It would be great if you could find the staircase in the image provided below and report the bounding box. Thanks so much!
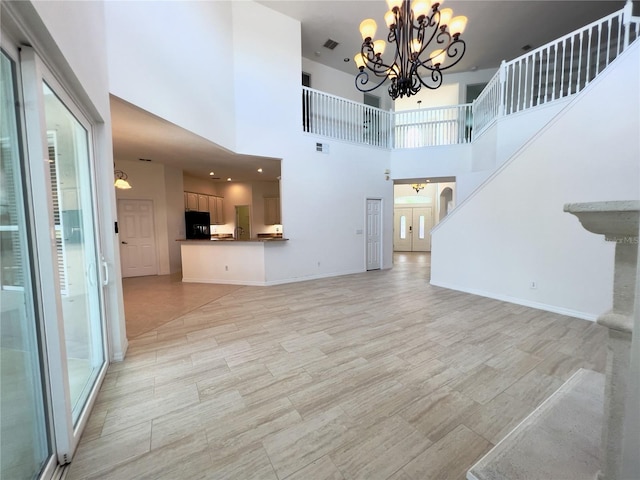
[473,1,640,137]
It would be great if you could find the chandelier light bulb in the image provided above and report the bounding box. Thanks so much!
[449,15,468,36]
[411,0,431,21]
[359,18,377,41]
[430,49,446,66]
[386,0,403,12]
[354,53,367,70]
[410,38,422,55]
[439,8,453,26]
[373,39,387,56]
[384,10,396,28]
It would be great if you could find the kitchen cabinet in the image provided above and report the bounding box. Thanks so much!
[185,192,198,211]
[264,197,281,225]
[209,195,225,225]
[184,191,224,223]
[197,194,209,212]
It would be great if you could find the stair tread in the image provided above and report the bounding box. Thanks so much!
[467,368,604,480]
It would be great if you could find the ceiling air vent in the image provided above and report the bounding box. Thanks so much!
[323,38,339,50]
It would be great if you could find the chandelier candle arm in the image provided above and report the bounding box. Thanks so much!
[354,0,467,100]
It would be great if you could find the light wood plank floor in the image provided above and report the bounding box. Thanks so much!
[67,253,606,480]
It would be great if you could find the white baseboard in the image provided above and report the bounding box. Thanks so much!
[430,280,599,321]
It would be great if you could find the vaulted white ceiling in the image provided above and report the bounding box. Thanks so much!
[111,1,629,183]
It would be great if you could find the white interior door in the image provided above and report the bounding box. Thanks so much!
[118,199,158,277]
[366,199,382,270]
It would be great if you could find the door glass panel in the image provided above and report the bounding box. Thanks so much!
[1,50,51,480]
[400,216,406,239]
[42,82,104,424]
[418,215,425,239]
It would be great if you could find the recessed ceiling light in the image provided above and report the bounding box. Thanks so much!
[257,168,263,173]
[227,178,232,182]
[209,171,215,176]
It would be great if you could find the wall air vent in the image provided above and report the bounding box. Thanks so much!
[316,142,329,154]
[323,38,339,50]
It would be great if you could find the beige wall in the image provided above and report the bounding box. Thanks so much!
[114,159,184,275]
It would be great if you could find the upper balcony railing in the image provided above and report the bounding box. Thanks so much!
[303,1,639,149]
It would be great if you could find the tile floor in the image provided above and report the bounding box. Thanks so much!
[66,253,606,480]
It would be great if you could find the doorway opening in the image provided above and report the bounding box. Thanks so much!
[235,205,251,240]
[393,178,456,252]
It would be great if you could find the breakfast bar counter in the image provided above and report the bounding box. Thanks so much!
[179,238,289,286]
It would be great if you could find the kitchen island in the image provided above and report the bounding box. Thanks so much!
[179,238,288,286]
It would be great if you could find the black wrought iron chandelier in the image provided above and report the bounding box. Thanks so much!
[354,0,468,100]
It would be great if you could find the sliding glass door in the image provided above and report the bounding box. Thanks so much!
[20,46,109,460]
[0,38,110,478]
[0,49,53,480]
[42,82,106,425]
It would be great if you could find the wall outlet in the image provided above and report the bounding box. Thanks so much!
[530,281,537,289]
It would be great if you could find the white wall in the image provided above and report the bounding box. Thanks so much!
[431,43,640,320]
[302,57,394,111]
[302,57,363,104]
[390,144,472,180]
[104,0,236,151]
[395,83,460,111]
[445,67,498,104]
[492,98,572,169]
[232,1,301,157]
[268,137,394,282]
[230,1,395,279]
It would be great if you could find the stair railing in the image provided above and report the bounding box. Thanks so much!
[302,87,392,148]
[471,68,502,138]
[394,104,472,149]
[503,2,639,116]
[303,2,639,150]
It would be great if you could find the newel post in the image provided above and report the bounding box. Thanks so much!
[498,59,507,117]
[564,201,639,480]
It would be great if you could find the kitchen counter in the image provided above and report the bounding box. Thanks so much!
[180,238,288,286]
[178,238,288,243]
